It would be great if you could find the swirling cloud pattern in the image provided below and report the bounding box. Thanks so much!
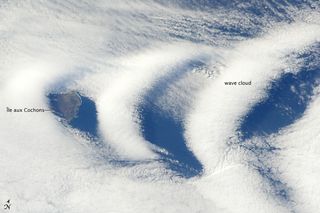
[0,1,320,212]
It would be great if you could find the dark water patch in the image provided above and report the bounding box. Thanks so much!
[241,138,291,202]
[215,25,254,37]
[155,0,317,19]
[48,92,98,138]
[140,106,203,178]
[239,138,279,158]
[240,68,320,140]
[139,60,205,178]
[238,49,320,204]
[251,161,292,202]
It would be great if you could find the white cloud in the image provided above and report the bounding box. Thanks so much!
[0,0,319,212]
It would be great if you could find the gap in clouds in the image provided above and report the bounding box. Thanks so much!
[47,90,153,169]
[237,44,320,205]
[155,0,317,20]
[48,92,99,139]
[239,46,320,140]
[139,59,208,178]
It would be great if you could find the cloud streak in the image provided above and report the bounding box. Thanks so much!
[0,0,320,212]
